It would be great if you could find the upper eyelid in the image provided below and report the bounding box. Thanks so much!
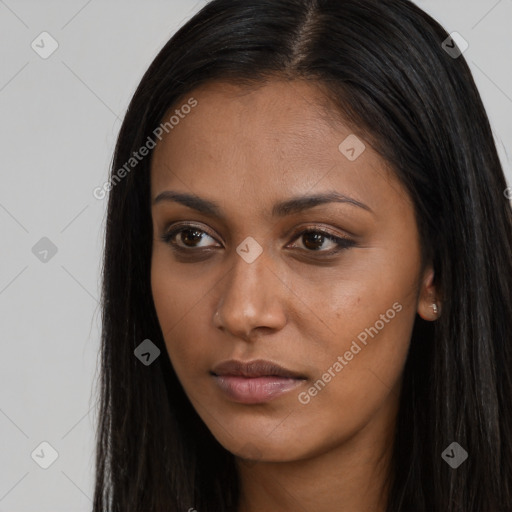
[286,228,352,250]
[283,223,355,244]
[164,222,221,244]
[163,222,351,247]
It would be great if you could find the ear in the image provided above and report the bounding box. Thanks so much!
[417,265,440,321]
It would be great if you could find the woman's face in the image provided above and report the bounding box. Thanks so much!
[150,79,436,463]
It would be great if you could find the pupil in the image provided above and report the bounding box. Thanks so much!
[303,232,324,250]
[182,229,203,246]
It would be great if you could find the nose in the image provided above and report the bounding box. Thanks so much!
[213,250,287,341]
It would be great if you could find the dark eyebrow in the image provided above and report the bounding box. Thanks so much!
[271,191,373,216]
[153,191,222,217]
[152,190,373,217]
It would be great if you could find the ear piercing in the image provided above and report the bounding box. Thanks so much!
[432,302,438,315]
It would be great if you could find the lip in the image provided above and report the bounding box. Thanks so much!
[211,359,307,404]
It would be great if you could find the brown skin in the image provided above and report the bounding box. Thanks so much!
[150,79,439,512]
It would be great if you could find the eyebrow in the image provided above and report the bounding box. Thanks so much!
[152,190,373,217]
[271,191,373,216]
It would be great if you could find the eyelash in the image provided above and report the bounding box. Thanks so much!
[160,223,356,257]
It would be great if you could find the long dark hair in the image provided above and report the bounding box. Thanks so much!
[93,0,512,510]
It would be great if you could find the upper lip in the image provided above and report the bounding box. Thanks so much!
[211,359,306,379]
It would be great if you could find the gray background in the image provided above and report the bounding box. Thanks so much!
[0,1,511,510]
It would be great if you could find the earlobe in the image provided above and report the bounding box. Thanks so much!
[417,266,441,321]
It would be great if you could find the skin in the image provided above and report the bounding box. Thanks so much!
[150,78,439,512]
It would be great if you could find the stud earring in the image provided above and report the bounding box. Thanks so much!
[432,302,438,315]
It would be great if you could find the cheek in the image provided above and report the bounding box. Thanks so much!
[292,244,420,409]
[151,249,205,362]
[303,306,417,437]
[293,301,415,446]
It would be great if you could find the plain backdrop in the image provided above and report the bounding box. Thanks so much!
[0,1,511,510]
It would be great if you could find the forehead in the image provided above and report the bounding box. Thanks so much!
[150,79,406,217]
[152,79,348,170]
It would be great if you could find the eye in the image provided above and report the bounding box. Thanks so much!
[160,224,221,250]
[160,223,355,257]
[287,228,355,254]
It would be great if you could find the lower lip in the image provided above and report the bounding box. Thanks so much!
[213,375,305,404]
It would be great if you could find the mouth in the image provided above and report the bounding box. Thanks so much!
[210,359,307,404]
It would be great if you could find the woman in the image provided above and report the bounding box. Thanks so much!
[93,0,512,510]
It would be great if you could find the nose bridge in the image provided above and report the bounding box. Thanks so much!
[215,248,286,337]
[222,251,270,315]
